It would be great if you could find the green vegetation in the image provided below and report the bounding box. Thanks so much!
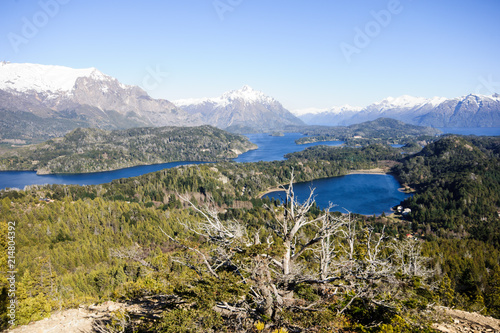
[0,180,437,332]
[393,136,500,247]
[0,125,257,174]
[0,134,499,332]
[295,118,441,145]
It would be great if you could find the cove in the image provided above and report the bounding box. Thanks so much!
[263,174,411,216]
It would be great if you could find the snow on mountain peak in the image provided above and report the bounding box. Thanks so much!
[221,85,276,104]
[292,107,329,116]
[174,85,277,108]
[374,95,447,109]
[0,62,114,94]
[292,105,362,116]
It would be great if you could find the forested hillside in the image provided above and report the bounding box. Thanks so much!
[1,135,500,332]
[295,118,441,145]
[0,172,439,332]
[393,136,500,246]
[0,126,257,174]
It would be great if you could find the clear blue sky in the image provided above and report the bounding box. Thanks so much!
[1,0,499,110]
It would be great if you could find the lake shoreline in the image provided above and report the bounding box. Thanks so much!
[347,168,388,175]
[259,172,411,216]
[257,168,392,199]
[0,160,209,176]
[257,187,286,199]
[33,160,207,175]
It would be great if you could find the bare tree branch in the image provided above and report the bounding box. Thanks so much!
[160,226,220,279]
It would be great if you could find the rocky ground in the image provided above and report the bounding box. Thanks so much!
[7,303,500,332]
[433,307,500,333]
[8,295,171,333]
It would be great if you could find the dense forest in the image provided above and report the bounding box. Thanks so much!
[295,118,441,145]
[0,125,257,174]
[1,135,499,332]
[393,136,500,246]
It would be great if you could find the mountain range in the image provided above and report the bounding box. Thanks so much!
[1,62,498,144]
[294,94,500,128]
[0,62,302,142]
[0,62,202,142]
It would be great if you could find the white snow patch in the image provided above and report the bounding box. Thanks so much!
[292,107,329,116]
[293,105,363,116]
[372,95,447,110]
[174,97,215,107]
[0,62,115,93]
[173,85,277,108]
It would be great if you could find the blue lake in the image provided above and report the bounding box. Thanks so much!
[264,174,411,216]
[234,133,343,162]
[2,128,490,214]
[0,133,342,190]
[0,161,204,190]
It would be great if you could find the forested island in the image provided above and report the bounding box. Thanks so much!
[0,126,257,174]
[1,134,499,332]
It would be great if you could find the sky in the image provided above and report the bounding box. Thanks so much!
[1,0,499,110]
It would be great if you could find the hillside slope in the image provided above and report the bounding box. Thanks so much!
[296,117,441,144]
[0,125,257,174]
[393,135,500,246]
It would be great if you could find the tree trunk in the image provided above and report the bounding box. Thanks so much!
[283,240,291,276]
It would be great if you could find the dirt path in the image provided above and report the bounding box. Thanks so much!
[7,295,172,333]
[433,307,500,333]
[8,302,125,333]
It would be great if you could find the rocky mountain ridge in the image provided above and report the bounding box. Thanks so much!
[173,85,305,133]
[295,94,500,128]
[0,63,306,140]
[0,62,200,141]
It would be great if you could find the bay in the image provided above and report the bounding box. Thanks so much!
[263,174,411,216]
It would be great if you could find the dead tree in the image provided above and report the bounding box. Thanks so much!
[163,173,432,322]
[263,172,346,283]
[391,237,431,277]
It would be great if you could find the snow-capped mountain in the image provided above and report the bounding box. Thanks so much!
[295,94,500,128]
[0,62,200,141]
[0,62,113,94]
[176,85,278,109]
[174,85,304,132]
